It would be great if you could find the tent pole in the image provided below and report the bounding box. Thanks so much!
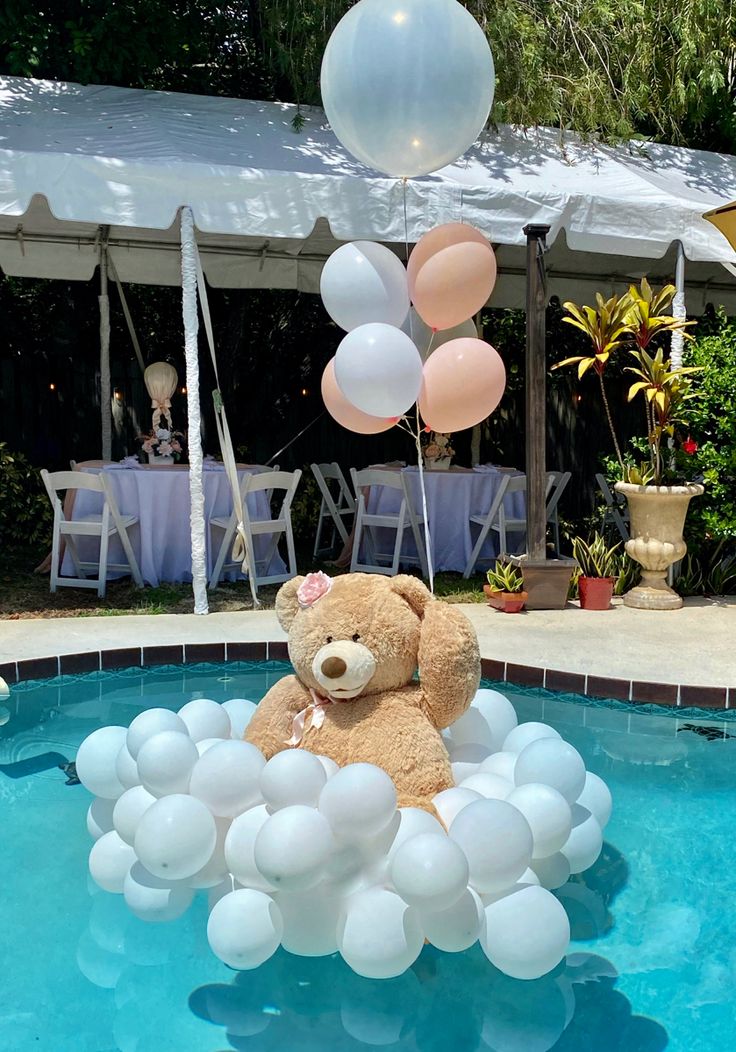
[180,207,209,615]
[99,231,112,460]
[671,240,686,368]
[523,224,550,563]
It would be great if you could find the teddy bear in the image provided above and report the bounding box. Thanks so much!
[245,571,481,813]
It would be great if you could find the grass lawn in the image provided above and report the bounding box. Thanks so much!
[0,546,486,619]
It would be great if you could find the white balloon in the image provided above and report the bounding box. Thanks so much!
[560,804,603,874]
[123,861,194,923]
[115,744,141,790]
[321,241,409,331]
[276,884,343,956]
[136,731,199,797]
[254,805,334,891]
[334,323,423,418]
[319,763,397,841]
[448,742,491,764]
[576,771,613,829]
[76,726,127,799]
[126,709,188,760]
[321,0,495,178]
[403,309,477,361]
[89,830,137,893]
[422,887,484,952]
[530,852,571,891]
[506,783,573,860]
[176,698,231,743]
[207,889,283,970]
[186,816,231,889]
[514,739,587,805]
[225,804,275,891]
[207,876,235,914]
[189,739,265,817]
[222,697,258,739]
[449,799,533,895]
[432,787,482,829]
[449,689,518,752]
[317,754,340,779]
[196,737,223,756]
[391,833,468,912]
[459,773,513,800]
[479,751,518,782]
[134,793,217,881]
[503,722,561,755]
[113,785,156,845]
[518,867,541,887]
[451,760,481,784]
[338,887,424,979]
[260,749,326,810]
[481,884,570,980]
[87,798,116,840]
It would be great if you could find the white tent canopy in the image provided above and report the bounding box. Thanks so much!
[2,76,736,309]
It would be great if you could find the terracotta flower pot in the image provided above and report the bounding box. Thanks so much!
[483,585,528,613]
[578,576,615,611]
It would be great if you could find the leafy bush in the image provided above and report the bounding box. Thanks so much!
[0,444,52,550]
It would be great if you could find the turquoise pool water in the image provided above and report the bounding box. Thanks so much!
[1,660,735,1052]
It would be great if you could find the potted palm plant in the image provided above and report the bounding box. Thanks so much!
[571,533,621,610]
[484,559,528,613]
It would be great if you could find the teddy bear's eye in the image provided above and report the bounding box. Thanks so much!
[326,636,333,644]
[352,633,361,642]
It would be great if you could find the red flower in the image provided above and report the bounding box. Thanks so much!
[682,436,698,455]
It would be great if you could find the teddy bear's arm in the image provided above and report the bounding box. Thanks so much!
[244,675,312,758]
[418,602,481,729]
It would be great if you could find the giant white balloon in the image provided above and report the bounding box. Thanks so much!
[189,740,265,817]
[319,763,397,841]
[124,862,194,923]
[514,738,587,805]
[422,888,484,952]
[334,323,423,418]
[506,783,572,860]
[136,731,199,797]
[207,889,283,970]
[338,888,424,979]
[225,804,275,891]
[321,0,495,177]
[391,833,469,912]
[76,726,127,799]
[450,799,533,894]
[321,241,410,331]
[481,884,570,980]
[176,698,231,743]
[560,804,603,874]
[89,830,137,893]
[113,784,156,845]
[254,805,334,891]
[126,709,187,760]
[134,793,217,881]
[259,749,326,810]
[577,771,613,829]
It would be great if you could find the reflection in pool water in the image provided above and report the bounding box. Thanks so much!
[1,661,735,1051]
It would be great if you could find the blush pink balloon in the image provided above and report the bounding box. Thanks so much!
[407,222,492,290]
[321,359,396,435]
[411,242,497,331]
[419,338,506,432]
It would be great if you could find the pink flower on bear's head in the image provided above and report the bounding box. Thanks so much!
[297,571,333,609]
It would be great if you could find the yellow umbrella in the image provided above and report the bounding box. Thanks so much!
[703,200,736,252]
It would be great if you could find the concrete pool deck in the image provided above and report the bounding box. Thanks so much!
[1,595,734,707]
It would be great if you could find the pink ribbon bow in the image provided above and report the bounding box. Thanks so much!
[285,688,337,746]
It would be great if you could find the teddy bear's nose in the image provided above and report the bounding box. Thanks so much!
[321,655,348,679]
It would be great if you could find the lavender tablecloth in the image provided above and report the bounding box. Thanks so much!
[363,465,525,573]
[61,462,286,585]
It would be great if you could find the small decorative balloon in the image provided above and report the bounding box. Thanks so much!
[412,242,497,331]
[224,804,274,892]
[506,783,573,860]
[76,726,128,799]
[259,749,327,811]
[113,784,156,846]
[124,861,194,923]
[207,889,283,970]
[177,698,231,743]
[560,804,603,874]
[432,787,483,829]
[479,751,518,783]
[407,223,492,285]
[136,731,199,797]
[126,709,188,760]
[320,241,409,331]
[422,887,484,952]
[222,698,258,739]
[254,805,334,891]
[276,884,343,956]
[419,338,506,432]
[87,798,116,841]
[321,358,396,435]
[88,830,137,893]
[503,722,561,755]
[320,0,495,177]
[390,832,469,912]
[577,771,613,829]
[115,744,141,790]
[449,799,533,895]
[334,323,423,418]
[449,688,518,753]
[459,772,513,801]
[514,739,587,805]
[403,309,477,361]
[338,887,424,979]
[480,884,570,980]
[189,740,265,817]
[134,793,217,881]
[319,763,398,841]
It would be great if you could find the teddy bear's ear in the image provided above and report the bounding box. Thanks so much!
[390,574,433,619]
[275,576,306,631]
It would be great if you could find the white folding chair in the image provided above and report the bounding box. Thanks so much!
[311,462,356,557]
[469,472,557,563]
[208,469,302,593]
[546,470,571,553]
[595,473,630,543]
[349,468,428,577]
[40,469,143,597]
[463,474,513,577]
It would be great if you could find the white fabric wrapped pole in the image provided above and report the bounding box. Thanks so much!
[670,240,686,369]
[99,242,112,461]
[180,208,209,615]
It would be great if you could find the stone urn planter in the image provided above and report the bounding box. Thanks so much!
[614,482,704,610]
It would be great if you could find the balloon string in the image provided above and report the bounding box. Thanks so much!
[401,177,410,263]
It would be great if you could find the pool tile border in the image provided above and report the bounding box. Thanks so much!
[2,645,733,711]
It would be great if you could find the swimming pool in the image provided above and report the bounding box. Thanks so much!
[1,660,734,1052]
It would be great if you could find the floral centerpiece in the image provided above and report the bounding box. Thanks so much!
[137,427,185,465]
[422,431,455,470]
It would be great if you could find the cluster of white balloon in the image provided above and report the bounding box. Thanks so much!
[78,688,611,982]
